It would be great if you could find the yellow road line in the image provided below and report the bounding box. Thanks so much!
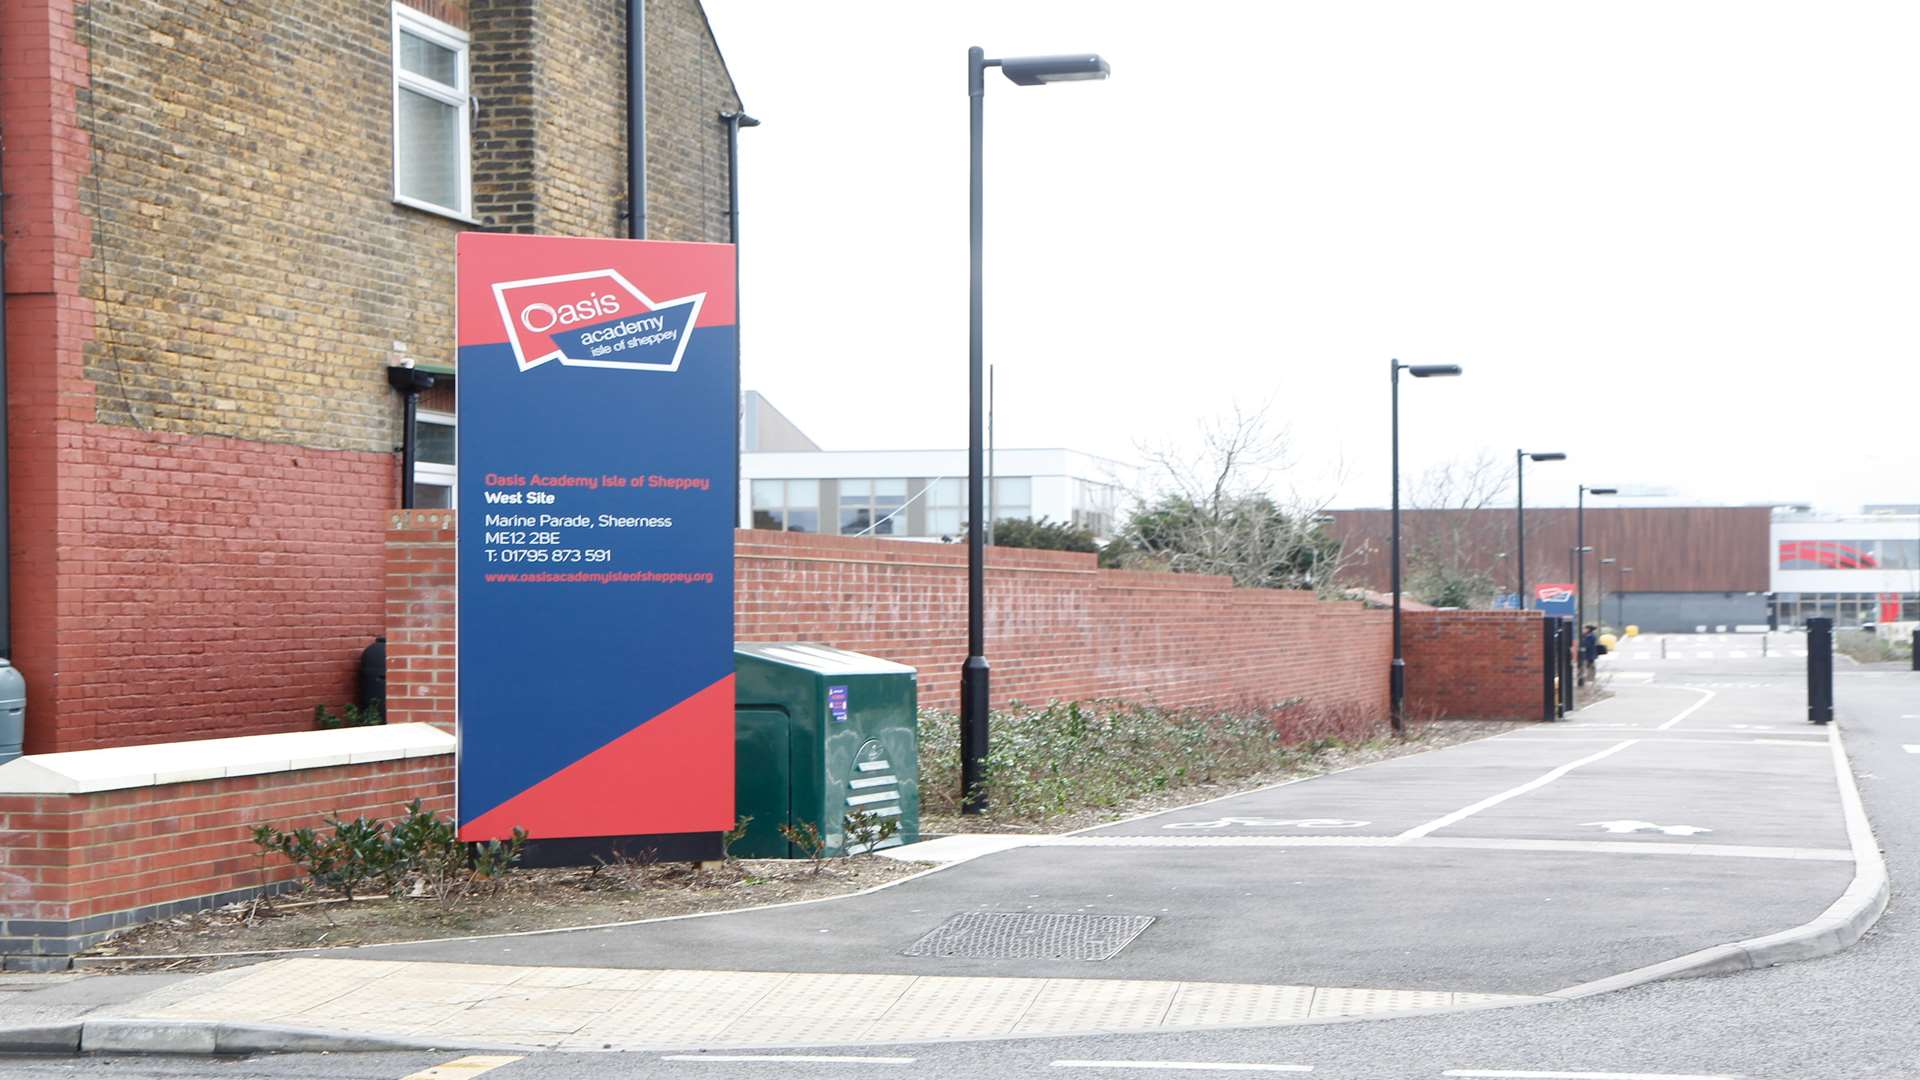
[401,1056,524,1080]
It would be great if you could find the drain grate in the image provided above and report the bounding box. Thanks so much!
[903,912,1156,961]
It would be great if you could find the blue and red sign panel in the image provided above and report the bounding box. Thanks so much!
[1534,582,1577,618]
[455,234,736,843]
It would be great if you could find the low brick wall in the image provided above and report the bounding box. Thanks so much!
[1401,610,1547,722]
[0,752,452,969]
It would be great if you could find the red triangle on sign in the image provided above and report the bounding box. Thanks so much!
[459,674,735,842]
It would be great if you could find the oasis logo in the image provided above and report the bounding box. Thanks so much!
[519,293,623,334]
[490,268,705,373]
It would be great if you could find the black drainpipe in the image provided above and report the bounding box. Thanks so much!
[723,110,757,529]
[627,0,646,239]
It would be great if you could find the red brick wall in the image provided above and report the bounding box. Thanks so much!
[2,0,398,753]
[735,531,1394,714]
[385,511,457,730]
[0,755,452,946]
[1401,610,1546,722]
[387,520,1396,723]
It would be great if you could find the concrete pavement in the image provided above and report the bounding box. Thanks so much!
[0,666,1884,1057]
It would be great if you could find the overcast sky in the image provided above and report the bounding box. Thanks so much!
[703,1,1919,512]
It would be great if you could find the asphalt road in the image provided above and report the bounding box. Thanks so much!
[3,638,1913,1079]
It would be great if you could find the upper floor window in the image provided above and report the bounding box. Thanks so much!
[752,479,821,533]
[392,6,472,220]
[840,479,908,537]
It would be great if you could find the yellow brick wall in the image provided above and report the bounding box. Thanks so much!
[79,0,741,452]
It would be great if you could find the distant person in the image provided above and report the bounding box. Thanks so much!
[1580,624,1602,684]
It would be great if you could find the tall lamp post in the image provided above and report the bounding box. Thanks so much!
[962,47,1109,815]
[1575,484,1617,633]
[1391,360,1464,735]
[1618,566,1633,629]
[1514,450,1566,609]
[1598,556,1616,631]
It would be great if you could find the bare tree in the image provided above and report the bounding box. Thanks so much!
[1402,451,1521,607]
[1112,407,1353,592]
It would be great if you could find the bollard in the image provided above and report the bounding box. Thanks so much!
[1558,618,1576,716]
[1912,627,1918,672]
[1542,616,1559,723]
[1763,635,1768,658]
[1661,637,1667,659]
[1807,616,1833,725]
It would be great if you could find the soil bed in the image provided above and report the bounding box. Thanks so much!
[923,719,1529,836]
[81,856,927,973]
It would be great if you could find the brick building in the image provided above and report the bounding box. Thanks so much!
[1,0,744,752]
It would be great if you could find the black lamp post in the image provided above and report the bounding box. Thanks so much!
[1598,556,1616,631]
[1618,566,1633,629]
[962,47,1109,815]
[1391,360,1463,735]
[1514,450,1566,609]
[1576,485,1617,633]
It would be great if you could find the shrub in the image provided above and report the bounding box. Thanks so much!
[989,517,1100,554]
[253,801,524,902]
[314,702,385,729]
[842,808,900,856]
[917,698,1389,823]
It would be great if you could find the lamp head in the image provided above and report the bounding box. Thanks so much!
[1000,53,1110,85]
[1587,486,1619,495]
[1407,364,1463,378]
[1526,452,1567,462]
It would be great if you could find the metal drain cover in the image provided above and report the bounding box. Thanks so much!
[903,912,1156,961]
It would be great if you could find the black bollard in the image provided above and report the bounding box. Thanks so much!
[1558,618,1576,717]
[1911,627,1918,672]
[1542,616,1559,723]
[1807,616,1833,725]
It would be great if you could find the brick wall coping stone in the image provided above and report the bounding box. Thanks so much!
[0,724,454,795]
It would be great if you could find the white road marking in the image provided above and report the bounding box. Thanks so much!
[1656,687,1717,730]
[1442,1071,1738,1079]
[1394,741,1637,842]
[1163,817,1370,830]
[1751,738,1829,747]
[661,1055,916,1065]
[1052,1062,1311,1073]
[1582,820,1711,836]
[401,1058,525,1080]
[1904,745,1919,754]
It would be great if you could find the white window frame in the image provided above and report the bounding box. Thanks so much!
[414,408,457,508]
[391,5,475,222]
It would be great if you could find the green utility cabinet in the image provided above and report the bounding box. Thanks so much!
[733,643,919,859]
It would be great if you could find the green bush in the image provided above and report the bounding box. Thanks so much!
[253,801,523,901]
[314,702,385,729]
[917,698,1386,823]
[989,517,1100,554]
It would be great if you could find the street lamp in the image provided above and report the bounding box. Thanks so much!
[1618,566,1633,629]
[1576,485,1617,633]
[1598,557,1616,632]
[1514,450,1566,610]
[962,46,1110,815]
[1391,360,1463,735]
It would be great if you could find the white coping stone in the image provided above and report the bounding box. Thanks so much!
[0,723,454,795]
